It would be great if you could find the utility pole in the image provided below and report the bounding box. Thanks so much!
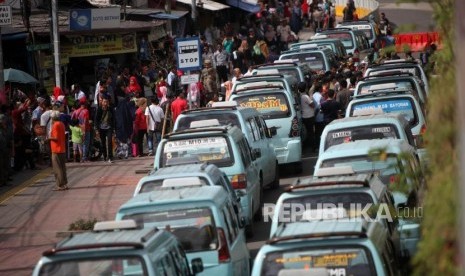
[51,0,61,88]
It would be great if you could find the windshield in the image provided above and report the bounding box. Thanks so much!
[281,52,325,70]
[123,208,217,252]
[176,113,241,131]
[322,32,354,48]
[350,98,418,127]
[160,136,233,168]
[279,193,374,224]
[262,247,375,276]
[234,93,291,119]
[39,256,147,276]
[324,124,399,151]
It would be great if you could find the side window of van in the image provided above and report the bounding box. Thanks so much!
[247,118,261,141]
[222,209,235,244]
[158,254,177,276]
[170,245,190,274]
[382,240,397,276]
[253,117,266,139]
[258,117,272,138]
[226,203,240,235]
[238,139,252,167]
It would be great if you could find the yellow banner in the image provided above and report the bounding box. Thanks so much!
[61,33,137,57]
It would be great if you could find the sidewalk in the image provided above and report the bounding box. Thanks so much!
[0,156,153,275]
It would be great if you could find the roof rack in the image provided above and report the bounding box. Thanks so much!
[233,84,284,94]
[286,179,370,192]
[43,242,145,256]
[320,27,352,32]
[93,220,139,231]
[266,231,367,245]
[164,125,230,138]
[339,20,370,24]
[181,105,237,114]
[237,73,284,80]
[368,60,418,68]
[360,71,414,80]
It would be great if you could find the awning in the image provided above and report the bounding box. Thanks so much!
[176,0,230,11]
[225,0,260,13]
[150,13,185,20]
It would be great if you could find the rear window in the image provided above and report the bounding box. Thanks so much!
[279,193,374,224]
[176,113,241,131]
[322,32,354,48]
[40,256,147,276]
[234,93,291,119]
[358,80,417,95]
[123,208,218,252]
[139,177,209,194]
[350,98,418,126]
[160,136,233,167]
[368,67,420,78]
[262,247,375,276]
[324,124,400,151]
[320,154,399,176]
[281,52,325,70]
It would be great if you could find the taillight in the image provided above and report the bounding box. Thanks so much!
[231,174,247,189]
[112,260,123,276]
[414,124,427,148]
[289,117,300,137]
[217,228,231,263]
[389,175,399,184]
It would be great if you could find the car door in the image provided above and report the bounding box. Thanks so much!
[247,116,275,186]
[238,138,260,214]
[222,203,250,275]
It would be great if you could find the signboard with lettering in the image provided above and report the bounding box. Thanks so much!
[69,8,120,31]
[180,74,199,85]
[61,33,136,57]
[0,5,12,26]
[175,37,202,71]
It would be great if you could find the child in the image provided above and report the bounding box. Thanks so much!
[69,119,83,162]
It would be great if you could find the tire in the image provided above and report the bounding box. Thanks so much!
[270,162,280,189]
[254,177,263,221]
[245,207,254,238]
[294,161,303,174]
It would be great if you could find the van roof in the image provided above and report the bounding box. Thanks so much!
[43,226,167,256]
[120,186,229,210]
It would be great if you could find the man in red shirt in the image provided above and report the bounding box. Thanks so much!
[170,92,188,122]
[48,111,68,191]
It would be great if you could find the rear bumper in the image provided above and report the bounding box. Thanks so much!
[274,139,302,164]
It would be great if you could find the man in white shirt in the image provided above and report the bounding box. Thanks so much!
[72,84,86,102]
[145,97,165,156]
[299,83,316,151]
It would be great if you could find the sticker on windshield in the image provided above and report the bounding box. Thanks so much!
[372,126,391,133]
[332,131,351,138]
[313,253,357,267]
[238,96,288,112]
[353,99,412,113]
[165,137,226,152]
[305,57,317,60]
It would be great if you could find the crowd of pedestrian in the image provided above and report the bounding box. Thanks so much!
[0,0,439,188]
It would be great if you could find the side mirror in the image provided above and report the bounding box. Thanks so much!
[268,126,278,137]
[252,148,261,159]
[191,258,204,274]
[238,216,247,228]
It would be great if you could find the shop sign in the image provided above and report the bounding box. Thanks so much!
[69,7,120,31]
[0,5,12,26]
[180,74,199,85]
[61,33,137,57]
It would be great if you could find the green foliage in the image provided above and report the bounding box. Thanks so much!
[409,0,458,274]
[68,218,98,231]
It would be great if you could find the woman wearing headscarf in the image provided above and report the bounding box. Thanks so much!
[125,76,142,97]
[133,97,147,157]
[187,82,201,108]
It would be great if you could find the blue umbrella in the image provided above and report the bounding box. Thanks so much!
[4,68,39,84]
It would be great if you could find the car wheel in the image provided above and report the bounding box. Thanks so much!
[270,162,280,189]
[254,177,263,221]
[294,161,303,174]
[245,208,254,239]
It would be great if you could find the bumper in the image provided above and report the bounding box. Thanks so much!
[274,139,302,164]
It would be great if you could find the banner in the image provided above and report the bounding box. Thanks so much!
[61,33,137,57]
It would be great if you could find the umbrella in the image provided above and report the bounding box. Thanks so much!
[4,68,39,84]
